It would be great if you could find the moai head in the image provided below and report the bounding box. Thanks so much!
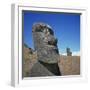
[66,48,72,56]
[32,22,59,63]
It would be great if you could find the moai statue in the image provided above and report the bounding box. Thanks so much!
[30,22,61,76]
[66,48,72,56]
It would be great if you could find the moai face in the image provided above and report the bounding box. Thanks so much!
[32,23,59,63]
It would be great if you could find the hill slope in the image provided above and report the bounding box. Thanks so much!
[23,45,80,77]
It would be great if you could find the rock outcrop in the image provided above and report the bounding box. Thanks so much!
[30,22,61,76]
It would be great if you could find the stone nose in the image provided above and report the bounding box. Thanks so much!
[48,38,57,46]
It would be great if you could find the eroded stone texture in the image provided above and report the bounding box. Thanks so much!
[32,22,59,64]
[31,22,61,76]
[30,61,54,77]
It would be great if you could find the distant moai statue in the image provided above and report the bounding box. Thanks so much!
[31,22,61,76]
[66,48,72,56]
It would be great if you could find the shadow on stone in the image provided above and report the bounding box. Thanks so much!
[30,61,54,77]
[39,60,61,76]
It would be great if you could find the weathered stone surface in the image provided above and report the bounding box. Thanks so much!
[30,61,54,77]
[39,61,61,75]
[30,22,61,76]
[23,44,80,77]
[32,22,59,64]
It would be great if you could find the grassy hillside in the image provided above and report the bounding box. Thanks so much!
[58,55,80,75]
[23,45,80,77]
[23,44,37,77]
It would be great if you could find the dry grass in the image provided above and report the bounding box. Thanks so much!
[58,55,80,75]
[23,46,80,77]
[23,46,37,77]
